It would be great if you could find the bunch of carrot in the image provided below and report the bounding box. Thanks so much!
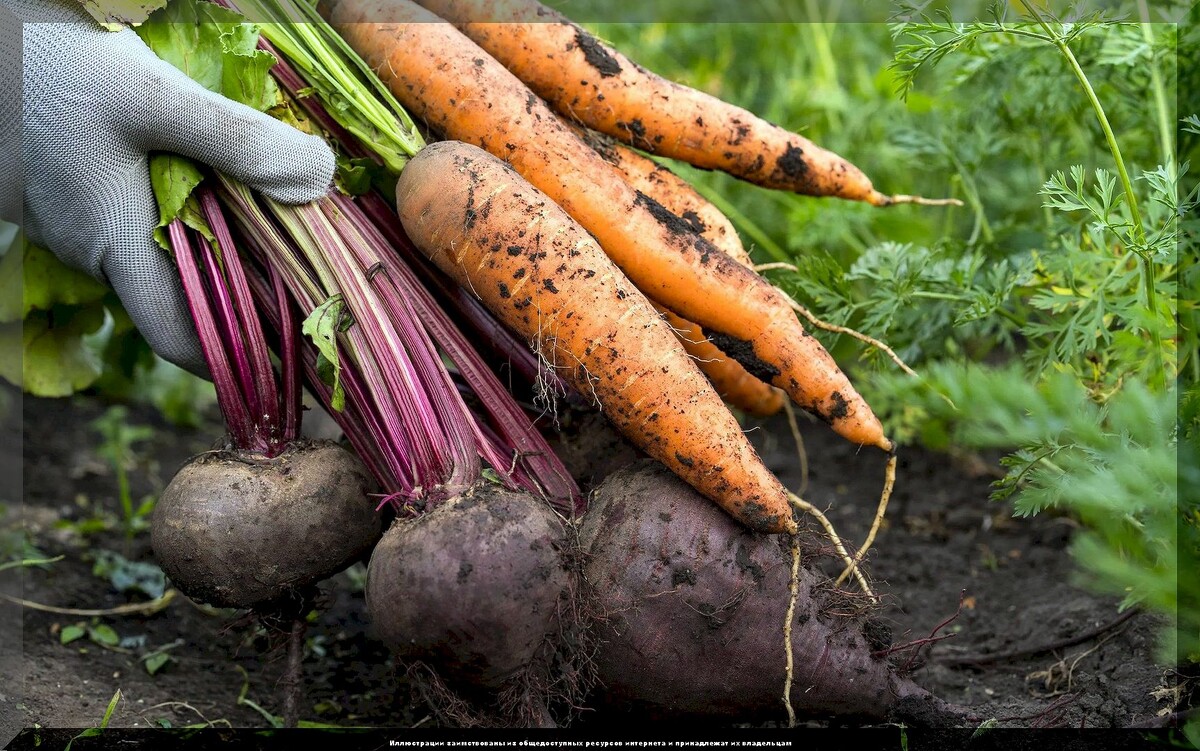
[279,0,957,538]
[197,0,940,542]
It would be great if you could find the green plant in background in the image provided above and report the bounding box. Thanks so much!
[875,365,1186,654]
[63,689,121,751]
[0,240,111,397]
[92,548,168,600]
[0,228,217,426]
[877,3,1193,675]
[90,405,157,547]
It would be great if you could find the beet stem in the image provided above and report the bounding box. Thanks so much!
[199,188,287,448]
[271,265,302,440]
[276,199,447,484]
[245,265,400,491]
[197,6,580,511]
[198,235,264,435]
[345,192,581,513]
[243,15,579,509]
[170,221,255,448]
[319,197,482,495]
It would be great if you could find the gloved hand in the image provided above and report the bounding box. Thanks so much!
[1,0,336,376]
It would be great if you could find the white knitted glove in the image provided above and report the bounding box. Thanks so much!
[1,0,336,375]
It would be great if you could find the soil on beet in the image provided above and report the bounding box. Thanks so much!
[0,392,1190,738]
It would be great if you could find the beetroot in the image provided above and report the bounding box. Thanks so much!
[579,460,963,726]
[365,484,584,725]
[152,441,380,609]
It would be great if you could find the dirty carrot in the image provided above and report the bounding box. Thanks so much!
[325,0,892,452]
[568,123,750,263]
[567,122,781,416]
[568,121,782,415]
[394,140,797,534]
[654,303,784,418]
[407,0,958,207]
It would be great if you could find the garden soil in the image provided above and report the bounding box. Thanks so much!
[0,392,1191,743]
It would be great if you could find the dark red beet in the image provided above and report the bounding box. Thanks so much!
[366,484,573,693]
[579,460,963,726]
[152,441,380,609]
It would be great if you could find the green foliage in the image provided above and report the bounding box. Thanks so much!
[0,241,112,397]
[303,295,351,412]
[63,689,120,751]
[0,518,60,573]
[3,222,215,422]
[142,650,171,676]
[3,307,107,398]
[130,360,218,428]
[230,0,425,174]
[92,549,167,600]
[875,363,1187,657]
[770,242,1026,366]
[1,241,109,321]
[881,6,1187,673]
[90,406,156,545]
[138,0,280,109]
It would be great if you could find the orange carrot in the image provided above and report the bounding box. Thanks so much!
[654,303,784,418]
[567,125,783,416]
[569,124,749,263]
[406,0,945,206]
[395,140,797,534]
[325,0,891,452]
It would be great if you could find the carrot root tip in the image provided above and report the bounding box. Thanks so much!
[874,192,965,208]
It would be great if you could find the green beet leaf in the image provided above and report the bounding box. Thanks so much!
[1,306,107,397]
[59,624,86,645]
[136,0,280,110]
[0,242,109,324]
[87,623,121,648]
[302,295,349,412]
[143,652,171,676]
[147,154,211,251]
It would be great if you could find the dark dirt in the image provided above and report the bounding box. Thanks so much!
[703,330,782,383]
[0,391,1191,741]
[572,27,622,79]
